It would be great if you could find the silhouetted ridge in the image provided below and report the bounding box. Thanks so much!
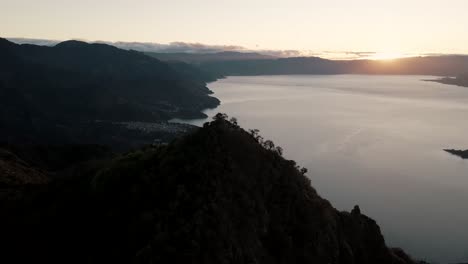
[54,40,91,48]
[0,38,16,49]
[0,115,418,264]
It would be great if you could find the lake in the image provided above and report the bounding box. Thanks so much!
[173,75,468,263]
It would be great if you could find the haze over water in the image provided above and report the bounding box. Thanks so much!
[175,75,468,263]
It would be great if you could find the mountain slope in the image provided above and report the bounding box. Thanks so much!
[147,51,276,64]
[0,38,219,145]
[1,116,418,264]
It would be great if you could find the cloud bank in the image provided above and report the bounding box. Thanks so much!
[7,38,458,60]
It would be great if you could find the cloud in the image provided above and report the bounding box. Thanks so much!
[7,38,325,58]
[321,51,377,60]
[8,38,61,46]
[9,37,256,54]
[256,49,322,58]
[101,41,248,54]
[2,38,379,60]
[7,38,466,60]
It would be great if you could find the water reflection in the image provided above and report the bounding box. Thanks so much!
[176,75,468,263]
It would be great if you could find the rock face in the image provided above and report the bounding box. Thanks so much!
[0,118,417,264]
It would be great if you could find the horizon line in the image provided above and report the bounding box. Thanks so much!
[5,36,468,61]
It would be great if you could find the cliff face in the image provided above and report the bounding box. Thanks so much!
[0,117,416,264]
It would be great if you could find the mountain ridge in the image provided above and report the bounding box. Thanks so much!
[0,115,420,264]
[146,51,276,64]
[0,37,219,146]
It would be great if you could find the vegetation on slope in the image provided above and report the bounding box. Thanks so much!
[0,38,219,145]
[1,115,418,264]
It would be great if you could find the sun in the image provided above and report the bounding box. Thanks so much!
[369,52,405,61]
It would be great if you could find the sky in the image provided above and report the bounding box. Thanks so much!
[2,0,468,58]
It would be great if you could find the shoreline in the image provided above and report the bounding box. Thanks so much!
[444,149,468,159]
[425,77,468,88]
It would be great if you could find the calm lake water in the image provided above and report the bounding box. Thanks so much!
[174,75,468,263]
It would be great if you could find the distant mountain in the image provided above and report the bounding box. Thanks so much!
[146,51,276,64]
[8,38,468,77]
[0,116,418,264]
[0,38,219,145]
[198,55,468,76]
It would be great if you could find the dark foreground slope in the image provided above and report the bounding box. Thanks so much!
[0,38,218,145]
[1,116,417,264]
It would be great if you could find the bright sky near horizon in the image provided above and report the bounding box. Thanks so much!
[2,0,468,56]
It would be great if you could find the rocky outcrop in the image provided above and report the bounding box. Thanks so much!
[444,149,468,159]
[0,148,49,203]
[0,149,49,186]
